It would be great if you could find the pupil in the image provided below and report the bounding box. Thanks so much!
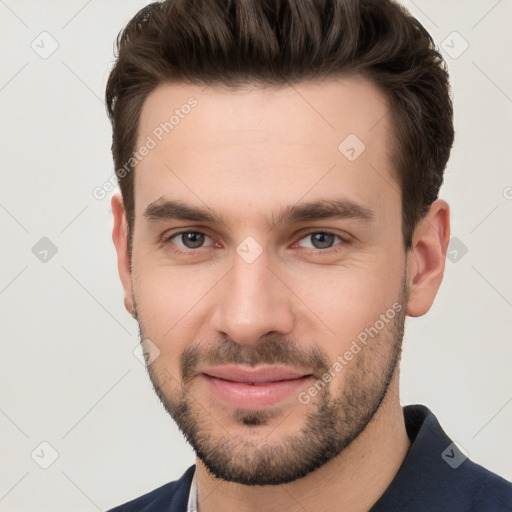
[312,233,334,249]
[184,232,204,248]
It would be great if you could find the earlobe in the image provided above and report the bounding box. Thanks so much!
[406,199,450,317]
[124,296,136,318]
[111,193,136,318]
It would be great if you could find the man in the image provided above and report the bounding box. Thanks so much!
[106,0,512,510]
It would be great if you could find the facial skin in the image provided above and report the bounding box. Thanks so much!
[112,77,450,511]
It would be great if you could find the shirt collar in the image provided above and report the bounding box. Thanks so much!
[186,464,198,512]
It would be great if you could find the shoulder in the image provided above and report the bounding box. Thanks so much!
[107,465,195,512]
[372,405,512,511]
[462,458,512,510]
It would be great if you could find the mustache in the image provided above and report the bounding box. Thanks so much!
[180,337,331,385]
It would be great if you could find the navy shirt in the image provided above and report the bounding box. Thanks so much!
[108,404,512,511]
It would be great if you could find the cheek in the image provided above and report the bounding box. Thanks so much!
[132,245,197,321]
[131,257,219,357]
[286,251,405,355]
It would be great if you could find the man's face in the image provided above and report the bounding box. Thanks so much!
[127,77,409,485]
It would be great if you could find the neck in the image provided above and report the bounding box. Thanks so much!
[195,370,410,512]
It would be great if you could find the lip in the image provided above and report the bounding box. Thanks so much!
[200,365,313,409]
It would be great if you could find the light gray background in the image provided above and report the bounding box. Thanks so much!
[1,1,511,510]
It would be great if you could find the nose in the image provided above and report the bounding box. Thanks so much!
[210,249,295,346]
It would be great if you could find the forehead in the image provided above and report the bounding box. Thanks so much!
[134,77,398,226]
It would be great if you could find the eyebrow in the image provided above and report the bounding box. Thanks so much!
[143,197,374,228]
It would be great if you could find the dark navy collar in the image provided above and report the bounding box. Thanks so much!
[370,404,512,511]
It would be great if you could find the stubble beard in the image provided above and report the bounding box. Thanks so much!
[137,282,408,486]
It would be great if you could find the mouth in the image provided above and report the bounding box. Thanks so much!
[200,365,314,409]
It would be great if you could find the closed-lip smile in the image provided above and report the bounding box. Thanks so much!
[199,365,314,409]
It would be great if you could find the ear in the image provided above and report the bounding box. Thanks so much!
[111,193,136,318]
[406,199,450,317]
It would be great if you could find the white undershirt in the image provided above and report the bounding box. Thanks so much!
[186,469,198,512]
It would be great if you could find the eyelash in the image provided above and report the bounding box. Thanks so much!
[162,229,348,255]
[162,229,216,254]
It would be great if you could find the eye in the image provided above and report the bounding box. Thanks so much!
[295,231,345,250]
[165,230,214,250]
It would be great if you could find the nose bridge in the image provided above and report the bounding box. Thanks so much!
[212,248,293,344]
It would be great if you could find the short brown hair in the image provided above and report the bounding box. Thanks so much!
[106,0,454,255]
